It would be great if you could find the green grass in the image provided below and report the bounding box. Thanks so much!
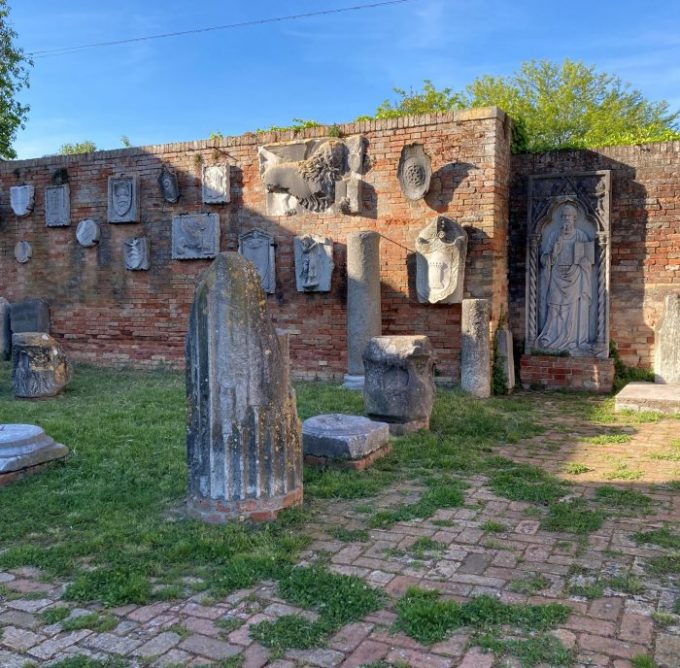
[542,499,605,534]
[673,598,680,615]
[594,486,654,514]
[61,612,118,632]
[45,658,128,668]
[605,574,646,595]
[568,582,604,599]
[40,605,70,625]
[486,459,566,504]
[328,527,370,543]
[604,462,643,481]
[651,611,676,627]
[634,527,680,550]
[475,632,573,667]
[582,433,631,445]
[645,554,680,576]
[565,463,591,475]
[403,537,446,559]
[481,520,507,533]
[631,656,660,668]
[507,573,550,595]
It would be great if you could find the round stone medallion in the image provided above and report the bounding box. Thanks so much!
[76,219,101,247]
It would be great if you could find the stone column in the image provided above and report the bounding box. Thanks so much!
[461,299,491,398]
[344,231,381,390]
[494,327,516,392]
[0,297,10,361]
[186,252,303,523]
[655,293,680,384]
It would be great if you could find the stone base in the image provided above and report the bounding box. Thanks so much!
[186,487,303,524]
[0,424,69,474]
[303,414,390,461]
[520,355,614,393]
[342,374,364,390]
[615,382,680,414]
[305,443,392,471]
[0,461,53,488]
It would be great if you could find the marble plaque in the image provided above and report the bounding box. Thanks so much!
[238,229,276,294]
[293,234,334,292]
[171,213,220,260]
[202,164,230,204]
[76,219,101,247]
[124,237,150,270]
[108,175,140,223]
[10,299,50,334]
[159,165,180,203]
[45,184,70,227]
[10,185,35,217]
[398,144,432,200]
[14,241,32,264]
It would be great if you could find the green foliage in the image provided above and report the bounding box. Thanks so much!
[595,486,654,514]
[251,614,325,650]
[610,340,656,392]
[40,606,70,625]
[0,1,31,159]
[47,658,127,668]
[61,612,118,633]
[256,118,323,134]
[583,432,631,445]
[120,135,131,147]
[631,656,660,668]
[565,463,591,475]
[634,527,680,550]
[542,499,605,534]
[486,459,565,504]
[367,80,464,120]
[58,140,97,155]
[475,632,574,667]
[507,573,550,595]
[645,554,680,576]
[481,520,507,533]
[328,526,370,543]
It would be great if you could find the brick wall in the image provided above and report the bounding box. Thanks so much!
[510,142,680,371]
[0,108,511,380]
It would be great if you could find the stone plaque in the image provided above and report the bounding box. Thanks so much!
[124,237,150,270]
[76,219,101,247]
[461,299,491,398]
[12,332,72,399]
[202,164,230,203]
[655,293,680,384]
[10,185,35,217]
[415,215,467,304]
[107,175,140,223]
[398,144,432,200]
[45,184,70,227]
[0,424,69,474]
[525,171,611,359]
[238,229,276,294]
[293,234,334,292]
[159,165,180,203]
[14,241,32,264]
[171,213,220,260]
[10,299,50,334]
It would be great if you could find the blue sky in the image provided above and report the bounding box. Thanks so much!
[9,0,680,158]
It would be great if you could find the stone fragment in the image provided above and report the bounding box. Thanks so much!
[10,185,35,216]
[654,293,680,384]
[0,297,10,360]
[10,299,50,334]
[415,215,467,304]
[124,237,150,270]
[363,335,435,434]
[397,143,432,200]
[202,164,230,203]
[158,165,180,203]
[186,252,302,522]
[75,219,101,247]
[44,184,70,227]
[302,414,390,462]
[14,241,32,264]
[11,332,71,399]
[238,229,276,294]
[461,299,490,398]
[614,382,680,414]
[0,424,68,476]
[494,327,515,391]
[293,234,334,292]
[107,175,140,223]
[344,231,381,389]
[172,213,220,260]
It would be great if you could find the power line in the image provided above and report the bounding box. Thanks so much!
[28,0,417,58]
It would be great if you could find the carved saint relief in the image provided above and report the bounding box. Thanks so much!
[293,234,333,292]
[239,229,276,294]
[108,176,139,223]
[76,219,101,247]
[124,237,150,270]
[10,186,35,217]
[45,184,70,227]
[202,165,230,203]
[171,214,220,260]
[415,216,467,304]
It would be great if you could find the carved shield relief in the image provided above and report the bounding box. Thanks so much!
[108,176,140,223]
[124,237,150,270]
[10,186,35,217]
[238,229,276,294]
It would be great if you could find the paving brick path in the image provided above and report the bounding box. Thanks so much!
[1,393,679,667]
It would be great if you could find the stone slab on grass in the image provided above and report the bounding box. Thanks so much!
[614,381,680,414]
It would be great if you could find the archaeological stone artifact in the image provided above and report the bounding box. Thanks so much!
[159,165,180,203]
[12,332,72,399]
[108,175,140,223]
[172,213,220,260]
[495,326,516,392]
[525,172,611,358]
[76,219,101,247]
[397,143,432,200]
[202,164,230,203]
[0,297,10,361]
[14,241,32,264]
[238,229,276,294]
[10,185,35,217]
[415,215,467,304]
[461,299,490,398]
[44,184,70,227]
[655,293,680,384]
[293,234,334,292]
[124,237,150,270]
[10,299,50,334]
[186,252,302,522]
[0,424,69,480]
[363,335,435,435]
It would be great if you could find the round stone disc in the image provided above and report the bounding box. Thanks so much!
[0,424,68,473]
[302,414,389,460]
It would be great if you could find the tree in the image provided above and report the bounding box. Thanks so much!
[0,0,31,159]
[59,140,97,155]
[365,60,680,152]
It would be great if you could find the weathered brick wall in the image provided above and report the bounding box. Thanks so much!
[0,108,510,380]
[510,143,680,371]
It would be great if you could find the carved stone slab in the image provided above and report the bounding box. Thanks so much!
[525,171,611,359]
[302,414,390,461]
[398,144,432,200]
[655,293,680,384]
[415,215,467,304]
[293,234,334,292]
[107,175,140,223]
[124,237,150,270]
[14,241,31,264]
[461,299,490,398]
[202,164,230,203]
[10,299,50,334]
[10,185,35,217]
[238,229,276,294]
[172,213,220,260]
[0,297,10,361]
[159,165,180,203]
[76,219,101,247]
[45,184,70,227]
[0,424,69,474]
[12,332,72,399]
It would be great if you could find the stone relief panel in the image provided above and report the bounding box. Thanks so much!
[76,219,101,247]
[293,234,334,292]
[258,135,366,215]
[415,215,467,304]
[14,241,32,264]
[238,229,276,294]
[10,185,35,217]
[171,213,220,260]
[45,184,70,227]
[398,144,432,200]
[108,175,140,223]
[124,236,150,270]
[525,171,611,359]
[159,165,180,203]
[202,164,230,204]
